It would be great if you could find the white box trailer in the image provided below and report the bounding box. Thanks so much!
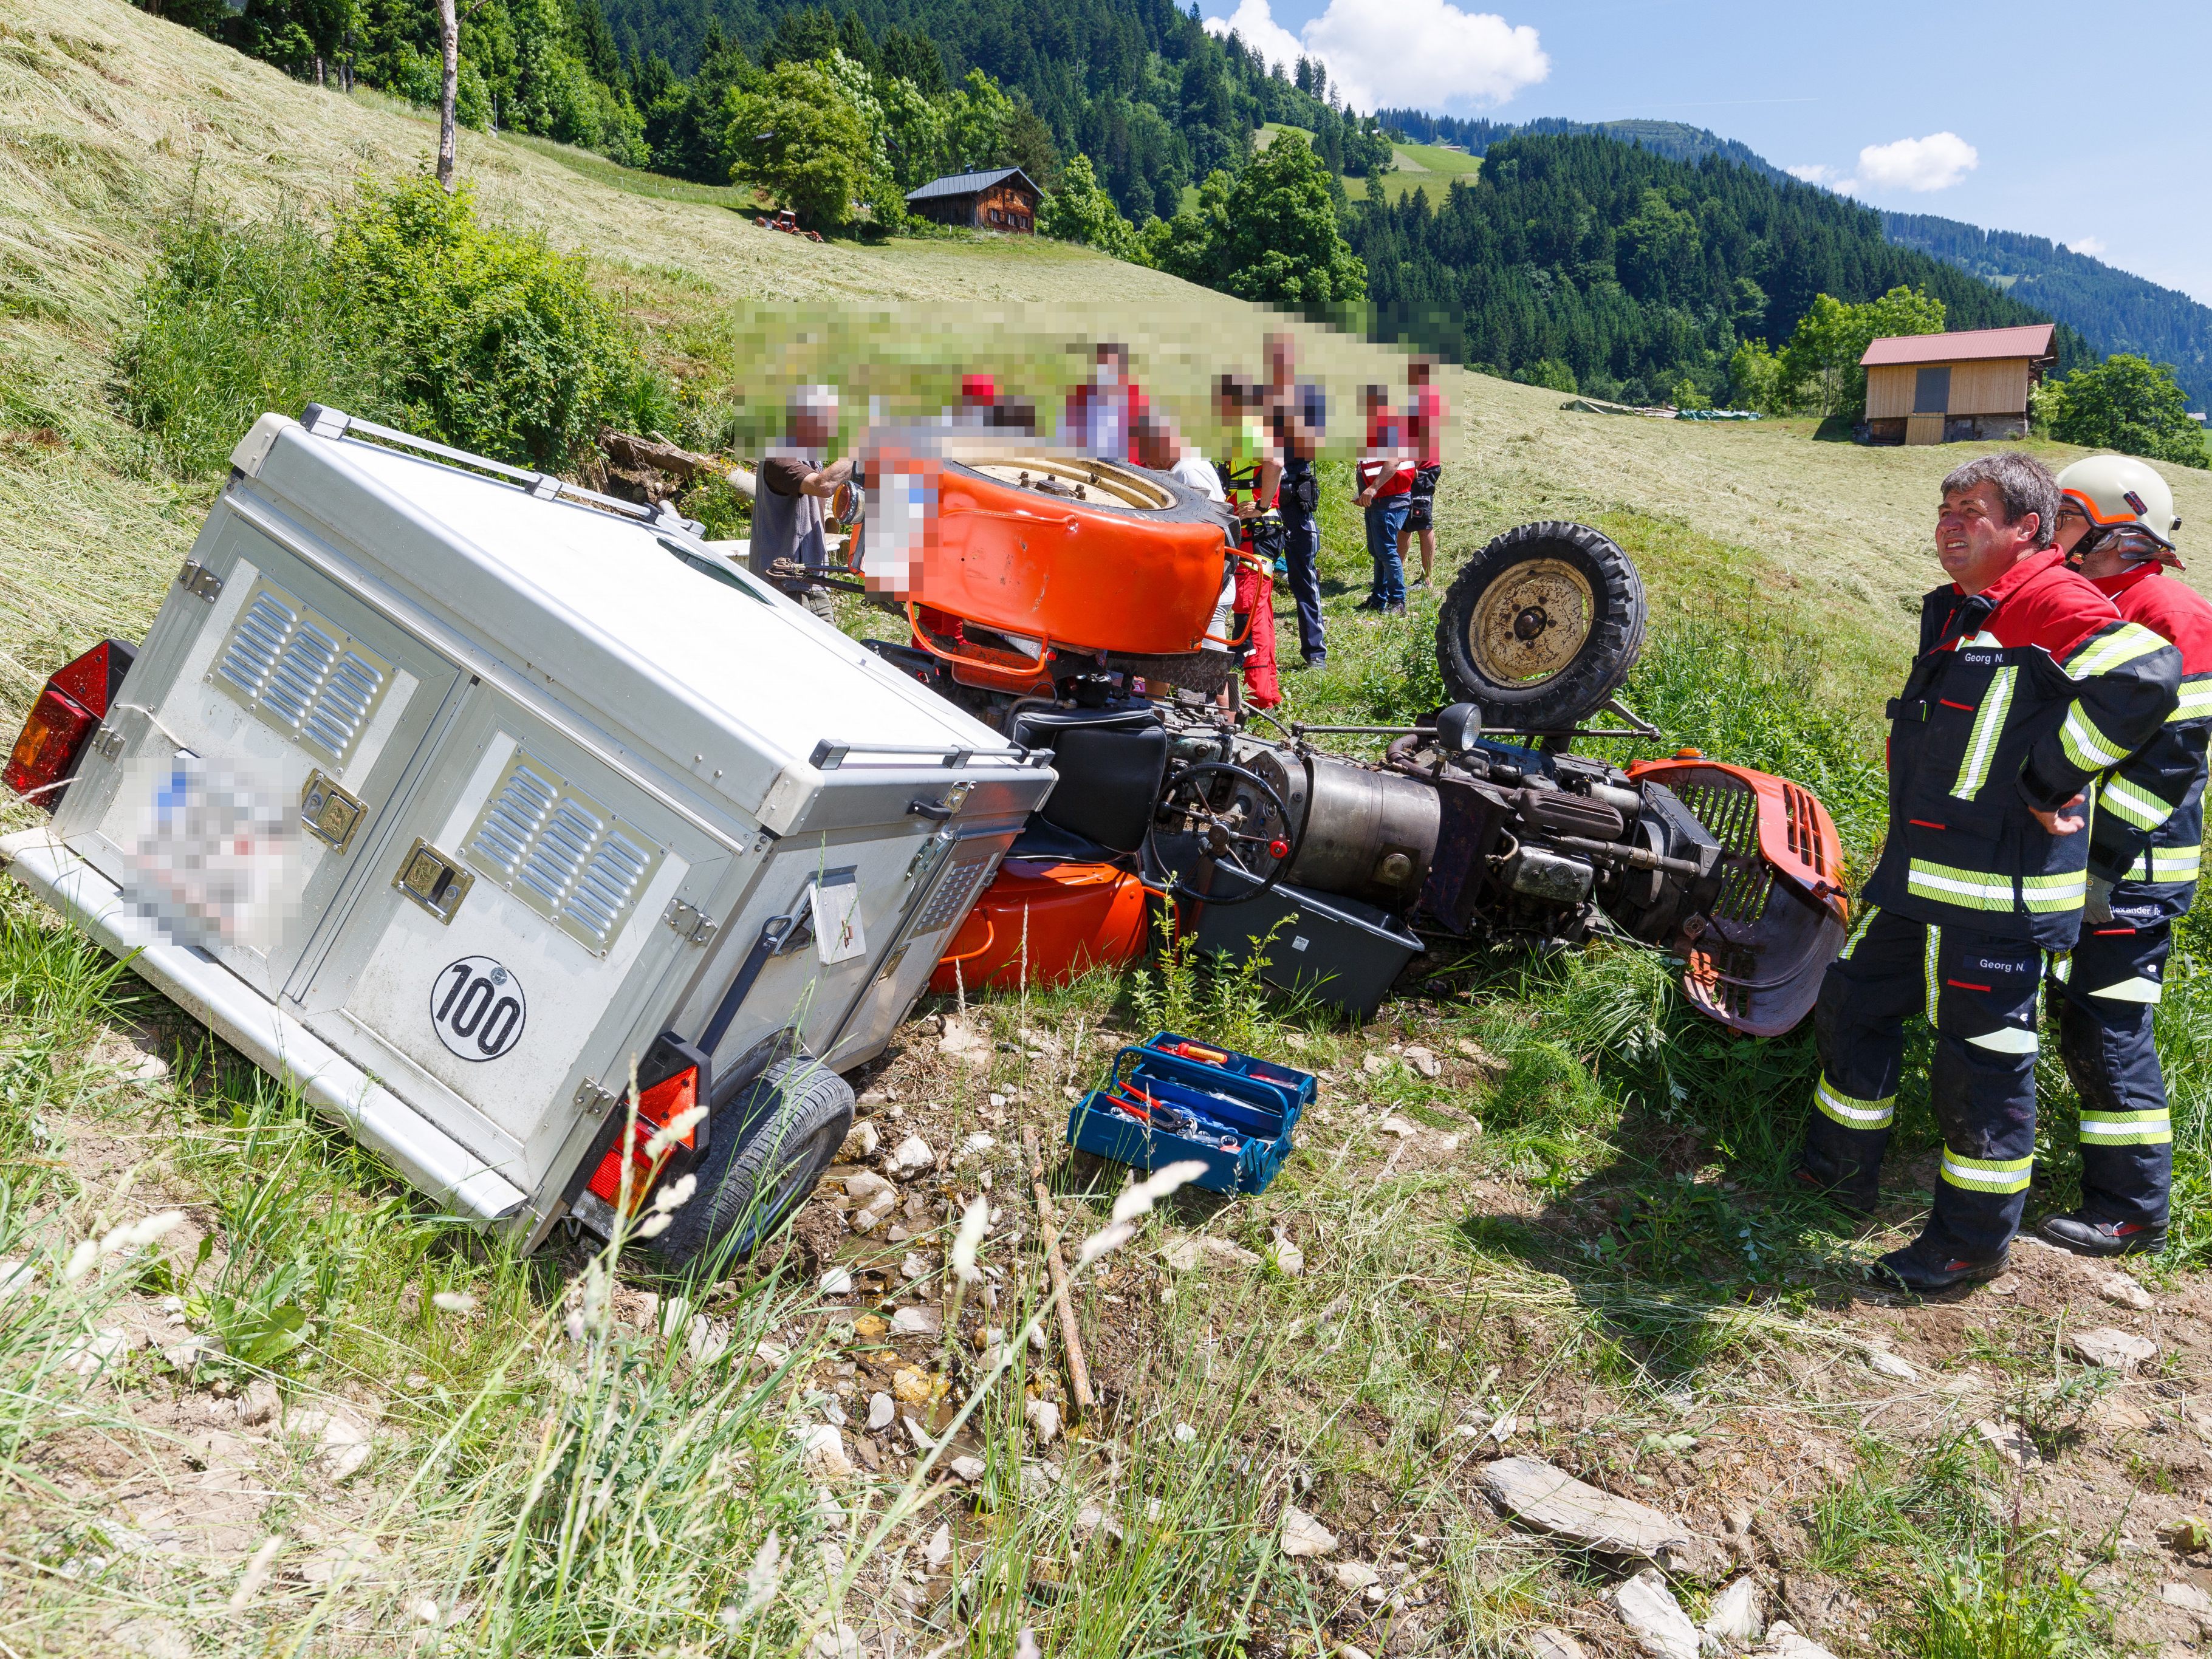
[2,408,1055,1267]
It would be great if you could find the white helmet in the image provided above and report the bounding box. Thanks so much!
[2056,454,2181,556]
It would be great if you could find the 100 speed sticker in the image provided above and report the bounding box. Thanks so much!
[430,956,527,1061]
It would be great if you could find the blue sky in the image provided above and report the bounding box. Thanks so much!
[1204,0,2212,306]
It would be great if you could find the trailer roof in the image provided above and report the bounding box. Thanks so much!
[246,420,1026,826]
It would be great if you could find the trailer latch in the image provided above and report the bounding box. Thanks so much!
[300,769,368,853]
[393,838,473,923]
[574,1078,618,1117]
[176,560,224,601]
[662,896,719,945]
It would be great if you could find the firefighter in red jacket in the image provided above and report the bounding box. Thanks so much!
[2038,455,2210,1257]
[1796,453,2181,1292]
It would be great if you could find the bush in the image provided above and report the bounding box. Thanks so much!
[117,207,382,479]
[328,177,641,468]
[120,177,642,476]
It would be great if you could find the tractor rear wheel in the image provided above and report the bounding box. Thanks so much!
[1434,521,1645,732]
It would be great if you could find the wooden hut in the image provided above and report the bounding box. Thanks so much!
[903,168,1041,233]
[1859,324,2056,445]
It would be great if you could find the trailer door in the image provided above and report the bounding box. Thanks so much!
[63,515,462,1003]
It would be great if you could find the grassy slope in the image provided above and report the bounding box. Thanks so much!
[7,6,2212,1656]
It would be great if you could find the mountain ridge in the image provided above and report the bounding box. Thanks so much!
[1374,111,2210,407]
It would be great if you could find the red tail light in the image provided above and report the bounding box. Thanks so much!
[586,1063,701,1212]
[5,640,134,807]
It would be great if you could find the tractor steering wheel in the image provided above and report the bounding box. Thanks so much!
[1145,760,1297,907]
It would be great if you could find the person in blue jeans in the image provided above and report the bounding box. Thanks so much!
[1354,383,1411,613]
[1263,332,1328,666]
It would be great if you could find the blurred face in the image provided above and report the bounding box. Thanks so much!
[1265,334,1293,385]
[791,405,835,449]
[1937,482,2040,595]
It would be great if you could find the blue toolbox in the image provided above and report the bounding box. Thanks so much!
[1065,1031,1315,1196]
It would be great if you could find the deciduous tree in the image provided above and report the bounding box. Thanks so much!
[2041,354,2208,469]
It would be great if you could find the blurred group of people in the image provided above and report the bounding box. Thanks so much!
[750,340,1448,715]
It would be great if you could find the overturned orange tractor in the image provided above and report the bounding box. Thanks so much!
[846,429,1846,1033]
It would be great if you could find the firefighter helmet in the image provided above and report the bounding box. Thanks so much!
[2056,454,2181,550]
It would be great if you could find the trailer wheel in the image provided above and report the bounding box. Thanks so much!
[1434,521,1646,732]
[642,1058,854,1274]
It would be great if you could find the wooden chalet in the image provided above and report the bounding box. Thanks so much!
[903,167,1041,233]
[1858,324,2057,446]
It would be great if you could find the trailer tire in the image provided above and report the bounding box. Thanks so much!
[1434,521,1645,732]
[642,1058,854,1274]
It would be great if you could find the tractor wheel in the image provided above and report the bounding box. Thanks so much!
[1434,521,1646,733]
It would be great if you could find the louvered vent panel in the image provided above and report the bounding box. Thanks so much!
[914,841,1001,934]
[467,749,662,954]
[212,580,391,767]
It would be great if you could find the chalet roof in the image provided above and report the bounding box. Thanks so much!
[1860,324,2056,368]
[905,167,1041,204]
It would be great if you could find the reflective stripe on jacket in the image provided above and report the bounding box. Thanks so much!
[1862,547,2182,947]
[2088,564,2212,923]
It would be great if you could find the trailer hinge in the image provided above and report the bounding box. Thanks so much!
[661,896,719,946]
[176,559,223,601]
[574,1078,618,1117]
[89,725,126,763]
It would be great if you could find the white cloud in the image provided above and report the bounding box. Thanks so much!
[1204,0,1304,78]
[1202,0,1547,115]
[1785,163,1835,185]
[1852,132,1977,193]
[2067,236,2106,257]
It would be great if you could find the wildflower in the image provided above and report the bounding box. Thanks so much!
[228,1534,284,1612]
[950,1194,989,1284]
[409,1597,440,1624]
[430,1291,476,1315]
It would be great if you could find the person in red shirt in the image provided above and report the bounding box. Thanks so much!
[1397,356,1448,589]
[2038,456,2211,1258]
[1353,384,1412,614]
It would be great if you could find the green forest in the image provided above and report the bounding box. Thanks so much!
[1346,134,2090,409]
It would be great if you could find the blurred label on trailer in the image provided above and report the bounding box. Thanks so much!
[119,753,300,954]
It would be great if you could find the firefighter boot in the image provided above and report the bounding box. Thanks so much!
[2047,922,2174,1256]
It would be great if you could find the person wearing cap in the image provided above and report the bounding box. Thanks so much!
[750,383,852,624]
[2039,456,2210,1257]
[955,373,997,425]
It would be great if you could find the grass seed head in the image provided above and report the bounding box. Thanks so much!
[431,1291,476,1316]
[227,1534,284,1613]
[951,1194,989,1284]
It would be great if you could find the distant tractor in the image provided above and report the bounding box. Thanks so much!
[756,207,823,242]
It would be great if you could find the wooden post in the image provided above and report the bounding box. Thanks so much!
[1022,1127,1092,1412]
